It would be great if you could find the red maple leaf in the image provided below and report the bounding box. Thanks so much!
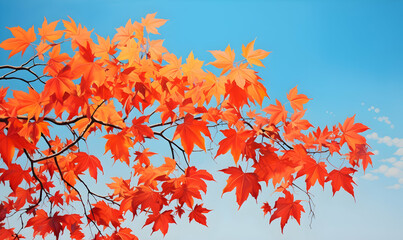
[216,128,254,164]
[339,115,370,150]
[173,114,211,157]
[220,166,261,208]
[270,190,305,233]
[143,210,176,236]
[326,167,357,197]
[189,204,211,226]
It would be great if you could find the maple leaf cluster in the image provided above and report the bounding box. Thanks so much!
[0,13,372,239]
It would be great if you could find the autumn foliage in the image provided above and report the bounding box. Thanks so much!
[0,13,372,239]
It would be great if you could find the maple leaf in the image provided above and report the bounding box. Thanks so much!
[242,40,270,67]
[94,34,116,60]
[263,99,287,125]
[0,26,36,58]
[182,51,205,84]
[89,201,122,229]
[72,152,103,180]
[127,185,167,214]
[220,166,261,208]
[26,210,66,240]
[208,45,235,75]
[113,19,142,46]
[49,191,64,207]
[286,86,311,111]
[35,41,51,60]
[0,164,32,192]
[348,144,373,171]
[296,158,328,190]
[9,187,35,210]
[262,202,272,216]
[189,204,211,226]
[43,65,75,101]
[143,210,176,236]
[141,12,168,35]
[62,16,93,49]
[227,63,258,88]
[216,128,254,164]
[174,204,185,218]
[104,130,134,165]
[107,177,132,200]
[43,44,71,76]
[38,17,63,43]
[168,166,214,208]
[339,115,369,150]
[173,114,211,157]
[148,39,168,63]
[10,88,43,121]
[326,167,357,197]
[0,130,33,166]
[253,146,298,186]
[110,228,139,240]
[313,126,332,151]
[270,190,305,233]
[134,148,156,166]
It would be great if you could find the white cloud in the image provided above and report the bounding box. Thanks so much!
[373,165,389,174]
[361,173,379,181]
[393,161,403,169]
[399,178,403,185]
[384,167,403,178]
[381,157,397,163]
[394,148,403,156]
[368,106,380,113]
[387,184,401,190]
[377,116,391,124]
[373,150,379,155]
[366,132,403,148]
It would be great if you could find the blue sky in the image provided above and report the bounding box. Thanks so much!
[1,0,403,239]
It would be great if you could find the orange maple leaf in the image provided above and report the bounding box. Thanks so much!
[242,40,270,67]
[173,114,211,157]
[263,99,287,125]
[227,63,258,88]
[104,130,134,165]
[286,86,311,111]
[141,12,168,35]
[0,26,36,58]
[208,45,235,75]
[38,17,63,43]
[220,166,261,208]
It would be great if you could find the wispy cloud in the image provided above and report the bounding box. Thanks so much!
[368,105,380,113]
[365,105,394,128]
[372,160,403,190]
[375,116,394,129]
[387,184,400,190]
[361,173,379,181]
[366,133,403,149]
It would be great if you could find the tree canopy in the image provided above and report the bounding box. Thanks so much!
[0,13,372,239]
